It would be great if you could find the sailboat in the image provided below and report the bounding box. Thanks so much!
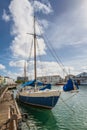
[17,4,61,110]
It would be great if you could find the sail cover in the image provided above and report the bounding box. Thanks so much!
[39,84,51,90]
[22,80,44,87]
[63,78,79,92]
[22,80,51,90]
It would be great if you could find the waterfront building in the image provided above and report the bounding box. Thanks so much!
[4,76,15,85]
[0,75,4,85]
[64,72,87,85]
[75,72,87,85]
[17,76,28,82]
[37,75,63,85]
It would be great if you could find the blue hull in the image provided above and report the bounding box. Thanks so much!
[19,95,59,109]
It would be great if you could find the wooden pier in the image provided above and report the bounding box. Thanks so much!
[0,86,22,130]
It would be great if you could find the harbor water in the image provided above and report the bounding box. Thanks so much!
[17,85,87,130]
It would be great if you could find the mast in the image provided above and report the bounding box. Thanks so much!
[27,0,37,88]
[24,61,27,82]
[33,0,37,89]
[34,15,37,82]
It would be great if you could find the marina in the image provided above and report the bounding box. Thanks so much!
[1,0,87,130]
[0,85,87,130]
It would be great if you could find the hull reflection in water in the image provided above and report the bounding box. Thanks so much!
[20,104,59,130]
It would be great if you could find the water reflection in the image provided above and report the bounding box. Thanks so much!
[20,104,59,130]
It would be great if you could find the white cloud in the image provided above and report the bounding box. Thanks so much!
[0,64,5,70]
[4,70,22,80]
[8,0,48,59]
[81,66,87,70]
[48,0,87,49]
[9,59,67,78]
[2,10,10,22]
[9,60,25,68]
[37,19,49,29]
[34,0,53,14]
[27,60,65,79]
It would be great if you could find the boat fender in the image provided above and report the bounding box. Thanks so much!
[22,113,28,122]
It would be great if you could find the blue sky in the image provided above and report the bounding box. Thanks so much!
[0,0,87,79]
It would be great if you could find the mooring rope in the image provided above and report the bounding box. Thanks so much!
[60,96,75,113]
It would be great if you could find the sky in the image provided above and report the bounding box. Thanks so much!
[0,0,87,80]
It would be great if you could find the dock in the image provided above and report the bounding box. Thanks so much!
[0,86,22,130]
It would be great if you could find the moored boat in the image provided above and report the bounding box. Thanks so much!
[18,89,60,109]
[17,0,61,109]
[17,80,61,109]
[63,78,79,92]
